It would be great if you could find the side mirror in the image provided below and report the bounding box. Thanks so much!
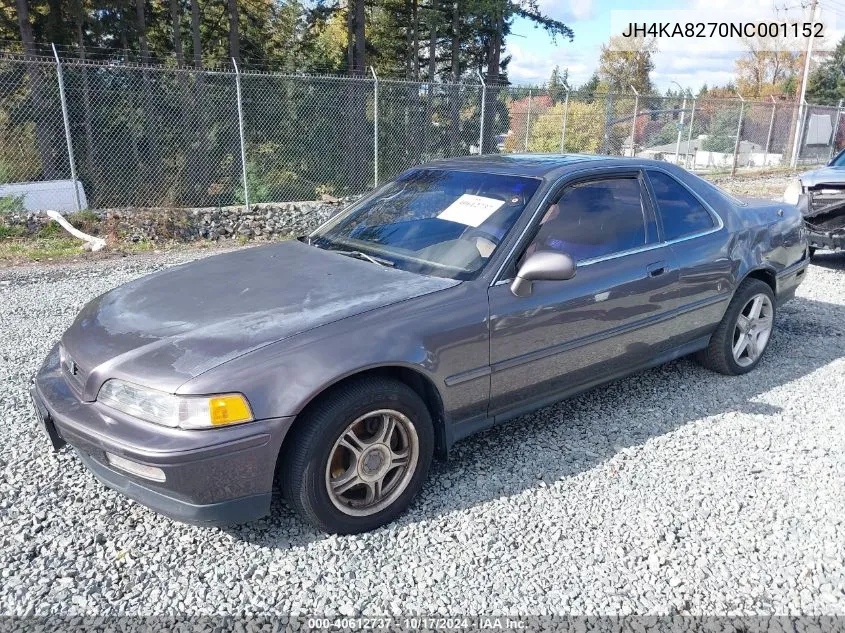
[510,250,576,297]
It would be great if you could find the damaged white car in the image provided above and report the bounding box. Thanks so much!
[785,150,845,256]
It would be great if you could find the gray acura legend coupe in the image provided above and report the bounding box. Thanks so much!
[32,154,809,534]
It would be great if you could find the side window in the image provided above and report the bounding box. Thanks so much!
[647,170,715,241]
[524,177,647,263]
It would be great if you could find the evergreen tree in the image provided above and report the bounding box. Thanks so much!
[575,72,600,102]
[548,65,569,103]
[806,35,845,106]
[702,106,744,153]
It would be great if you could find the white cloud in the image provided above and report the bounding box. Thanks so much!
[508,36,737,93]
[536,0,594,22]
[652,51,736,92]
[566,0,594,20]
[507,42,554,84]
[507,41,599,86]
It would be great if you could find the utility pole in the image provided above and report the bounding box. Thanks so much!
[731,94,746,177]
[830,98,843,161]
[791,0,819,168]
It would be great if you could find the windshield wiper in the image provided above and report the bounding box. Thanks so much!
[333,249,394,267]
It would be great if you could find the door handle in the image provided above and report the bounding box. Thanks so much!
[647,261,667,277]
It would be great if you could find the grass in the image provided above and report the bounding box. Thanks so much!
[0,225,26,239]
[36,220,63,238]
[704,165,801,179]
[0,237,84,262]
[0,235,158,264]
[0,194,25,214]
[0,234,229,266]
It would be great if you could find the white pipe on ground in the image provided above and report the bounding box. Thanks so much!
[45,210,106,252]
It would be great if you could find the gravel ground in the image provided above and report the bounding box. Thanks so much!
[1,249,845,618]
[707,172,798,200]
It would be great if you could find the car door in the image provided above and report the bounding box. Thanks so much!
[487,170,682,419]
[644,169,734,343]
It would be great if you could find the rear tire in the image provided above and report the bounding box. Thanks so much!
[280,377,434,534]
[696,278,776,376]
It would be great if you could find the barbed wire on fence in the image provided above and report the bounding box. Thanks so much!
[1,51,842,211]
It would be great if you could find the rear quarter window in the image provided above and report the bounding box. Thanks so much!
[647,170,716,241]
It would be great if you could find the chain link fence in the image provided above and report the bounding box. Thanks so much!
[2,52,844,211]
[0,57,72,186]
[240,72,374,203]
[62,61,243,208]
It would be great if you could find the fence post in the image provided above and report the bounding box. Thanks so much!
[477,70,486,155]
[731,94,745,177]
[232,58,250,210]
[829,98,843,162]
[685,99,696,169]
[674,95,687,165]
[790,101,806,168]
[51,43,82,211]
[560,90,569,153]
[765,95,777,167]
[602,94,613,154]
[371,66,379,185]
[629,85,639,158]
[524,89,532,152]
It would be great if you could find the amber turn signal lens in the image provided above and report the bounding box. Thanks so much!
[209,395,253,426]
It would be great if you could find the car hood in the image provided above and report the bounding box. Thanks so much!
[60,241,457,399]
[800,166,845,188]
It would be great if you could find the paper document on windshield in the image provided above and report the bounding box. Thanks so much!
[437,194,505,227]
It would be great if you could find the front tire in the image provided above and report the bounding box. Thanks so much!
[280,377,434,534]
[696,278,776,376]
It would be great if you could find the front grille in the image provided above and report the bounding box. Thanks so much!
[808,186,845,216]
[60,346,87,393]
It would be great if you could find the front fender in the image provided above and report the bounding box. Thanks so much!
[177,282,491,424]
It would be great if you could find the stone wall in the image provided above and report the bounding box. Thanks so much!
[0,200,350,243]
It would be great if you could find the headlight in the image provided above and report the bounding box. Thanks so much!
[784,178,803,205]
[97,379,253,429]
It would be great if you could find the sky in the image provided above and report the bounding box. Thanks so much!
[507,0,845,93]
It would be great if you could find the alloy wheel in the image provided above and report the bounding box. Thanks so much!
[732,293,774,367]
[325,409,419,517]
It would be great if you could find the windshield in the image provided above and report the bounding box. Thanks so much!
[310,169,541,280]
[830,150,845,167]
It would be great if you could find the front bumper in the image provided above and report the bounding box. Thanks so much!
[806,225,845,251]
[32,344,295,526]
[798,192,845,251]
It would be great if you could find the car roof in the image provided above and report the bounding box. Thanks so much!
[423,153,680,179]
